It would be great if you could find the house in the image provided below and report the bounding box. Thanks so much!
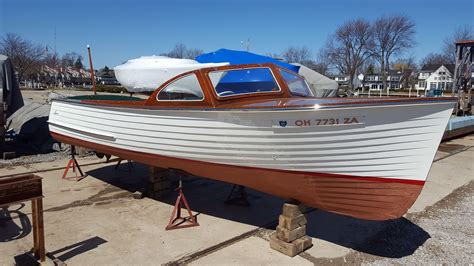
[99,77,120,85]
[415,64,455,91]
[360,70,413,91]
[97,68,120,85]
[333,75,350,87]
[39,65,92,88]
[331,75,362,88]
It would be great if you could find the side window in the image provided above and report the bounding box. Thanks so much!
[279,69,313,97]
[157,74,204,101]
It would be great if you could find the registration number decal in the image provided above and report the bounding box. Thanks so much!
[273,116,365,128]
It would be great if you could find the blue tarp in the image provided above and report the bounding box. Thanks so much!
[196,49,300,73]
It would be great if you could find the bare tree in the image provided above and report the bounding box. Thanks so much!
[442,25,473,63]
[61,52,82,67]
[282,46,312,64]
[265,52,281,59]
[185,48,203,59]
[0,33,44,82]
[43,51,59,68]
[167,43,187,58]
[392,56,417,72]
[392,56,418,89]
[365,63,376,74]
[326,19,373,89]
[314,47,331,75]
[420,53,451,66]
[371,15,416,94]
[163,43,203,59]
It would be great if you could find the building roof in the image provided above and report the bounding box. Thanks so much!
[455,40,474,45]
[420,64,455,74]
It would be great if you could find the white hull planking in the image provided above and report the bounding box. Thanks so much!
[48,101,454,182]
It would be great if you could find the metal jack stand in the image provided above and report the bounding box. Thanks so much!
[225,184,250,206]
[62,145,86,181]
[115,159,134,172]
[165,179,199,230]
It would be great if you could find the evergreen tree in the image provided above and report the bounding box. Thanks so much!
[74,57,83,69]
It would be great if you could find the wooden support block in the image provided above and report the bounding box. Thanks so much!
[270,233,313,257]
[76,146,91,157]
[150,190,169,199]
[270,233,299,257]
[153,180,172,191]
[148,166,170,182]
[282,203,302,218]
[278,214,307,230]
[293,236,313,251]
[276,225,306,242]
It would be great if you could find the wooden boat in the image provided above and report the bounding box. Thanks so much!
[48,63,456,220]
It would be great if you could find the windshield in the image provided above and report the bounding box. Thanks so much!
[209,67,280,97]
[279,69,313,97]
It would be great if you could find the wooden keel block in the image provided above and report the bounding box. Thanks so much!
[76,146,91,157]
[292,236,313,251]
[148,166,169,181]
[282,203,302,218]
[153,180,172,191]
[276,225,306,243]
[269,233,299,257]
[278,214,307,230]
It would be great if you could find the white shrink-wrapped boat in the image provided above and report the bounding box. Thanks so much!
[114,56,228,92]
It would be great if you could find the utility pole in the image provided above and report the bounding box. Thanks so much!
[241,38,251,52]
[87,45,97,95]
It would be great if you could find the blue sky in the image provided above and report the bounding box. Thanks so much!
[1,0,473,68]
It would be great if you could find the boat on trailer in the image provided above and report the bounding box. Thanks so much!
[48,63,456,221]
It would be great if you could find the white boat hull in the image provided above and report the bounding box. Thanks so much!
[49,101,453,183]
[48,99,455,220]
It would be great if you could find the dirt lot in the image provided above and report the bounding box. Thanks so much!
[0,130,472,265]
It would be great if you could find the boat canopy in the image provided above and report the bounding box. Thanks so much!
[196,49,300,73]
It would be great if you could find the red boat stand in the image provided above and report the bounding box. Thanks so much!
[225,184,250,207]
[165,179,199,230]
[114,159,134,172]
[62,145,86,181]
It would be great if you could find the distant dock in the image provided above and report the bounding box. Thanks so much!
[443,116,474,141]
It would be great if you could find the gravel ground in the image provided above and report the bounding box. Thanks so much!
[0,144,97,170]
[363,181,474,265]
[0,150,69,169]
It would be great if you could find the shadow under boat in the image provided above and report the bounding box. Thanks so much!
[86,162,430,258]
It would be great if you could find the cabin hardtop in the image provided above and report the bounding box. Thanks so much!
[144,63,313,108]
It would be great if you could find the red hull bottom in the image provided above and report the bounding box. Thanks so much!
[51,132,424,221]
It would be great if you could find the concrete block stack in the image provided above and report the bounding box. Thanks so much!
[270,203,313,257]
[147,166,173,199]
